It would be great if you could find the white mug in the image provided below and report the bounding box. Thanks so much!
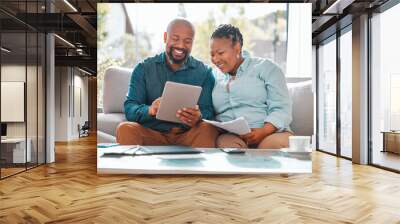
[289,136,311,152]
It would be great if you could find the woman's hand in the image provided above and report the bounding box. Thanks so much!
[240,123,278,146]
[240,128,268,146]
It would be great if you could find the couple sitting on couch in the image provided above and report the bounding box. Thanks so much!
[116,18,292,149]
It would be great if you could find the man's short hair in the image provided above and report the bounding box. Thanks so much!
[166,18,195,35]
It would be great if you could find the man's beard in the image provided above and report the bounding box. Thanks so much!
[167,46,189,64]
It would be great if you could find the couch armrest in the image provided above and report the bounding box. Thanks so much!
[97,113,127,137]
[288,80,314,136]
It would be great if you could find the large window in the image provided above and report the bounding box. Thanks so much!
[97,3,311,109]
[316,27,352,159]
[286,4,311,78]
[371,2,400,171]
[339,28,352,158]
[317,37,337,155]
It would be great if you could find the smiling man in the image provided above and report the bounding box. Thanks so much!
[116,18,218,147]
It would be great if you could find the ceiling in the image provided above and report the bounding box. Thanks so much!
[0,0,97,75]
[309,0,390,44]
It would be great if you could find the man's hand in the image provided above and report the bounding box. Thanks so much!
[176,105,202,127]
[148,97,162,116]
[240,128,268,146]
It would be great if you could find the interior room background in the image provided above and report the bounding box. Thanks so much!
[0,1,46,179]
[0,0,96,179]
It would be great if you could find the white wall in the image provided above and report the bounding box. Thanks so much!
[1,82,25,122]
[1,65,26,139]
[72,73,89,138]
[312,45,316,150]
[1,65,37,138]
[1,64,46,163]
[55,67,69,141]
[55,67,89,141]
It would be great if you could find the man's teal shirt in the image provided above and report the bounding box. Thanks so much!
[124,52,215,132]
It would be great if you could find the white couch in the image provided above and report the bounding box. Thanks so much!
[97,67,314,143]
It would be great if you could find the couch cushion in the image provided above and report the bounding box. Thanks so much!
[97,113,127,137]
[287,80,314,136]
[103,67,132,113]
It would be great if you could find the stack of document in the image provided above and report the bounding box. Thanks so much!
[202,117,251,135]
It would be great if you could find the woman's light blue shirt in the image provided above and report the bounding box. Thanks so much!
[212,51,292,132]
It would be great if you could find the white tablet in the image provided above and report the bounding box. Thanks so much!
[156,81,202,123]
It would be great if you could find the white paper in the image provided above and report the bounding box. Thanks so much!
[203,117,251,135]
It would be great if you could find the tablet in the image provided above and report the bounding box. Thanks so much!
[156,81,202,123]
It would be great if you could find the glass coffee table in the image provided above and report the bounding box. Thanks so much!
[97,145,312,175]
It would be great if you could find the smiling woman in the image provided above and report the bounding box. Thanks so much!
[210,24,293,149]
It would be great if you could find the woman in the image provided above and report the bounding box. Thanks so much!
[210,24,292,149]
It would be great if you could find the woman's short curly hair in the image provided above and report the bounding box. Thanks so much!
[211,24,243,48]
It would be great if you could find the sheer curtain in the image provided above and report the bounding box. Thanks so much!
[286,4,312,78]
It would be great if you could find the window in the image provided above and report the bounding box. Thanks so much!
[97,3,295,109]
[317,37,337,154]
[390,74,400,130]
[339,28,352,158]
[0,1,46,179]
[286,4,312,78]
[371,2,400,171]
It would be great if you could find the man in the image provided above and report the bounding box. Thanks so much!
[116,18,218,147]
